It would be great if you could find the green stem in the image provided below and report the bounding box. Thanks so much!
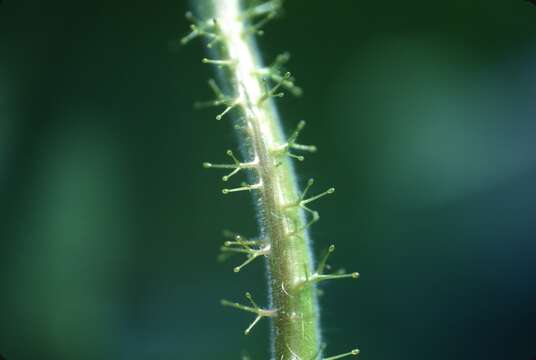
[201,1,321,358]
[186,1,357,359]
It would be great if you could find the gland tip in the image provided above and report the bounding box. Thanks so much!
[293,87,304,96]
[351,272,360,279]
[327,187,335,194]
[222,189,230,194]
[325,348,361,360]
[233,266,241,273]
[276,52,291,64]
[328,245,335,252]
[203,162,212,168]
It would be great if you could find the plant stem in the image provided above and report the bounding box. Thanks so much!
[196,1,322,358]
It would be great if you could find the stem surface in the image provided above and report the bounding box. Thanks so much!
[197,1,322,358]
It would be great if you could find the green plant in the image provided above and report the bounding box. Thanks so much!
[182,1,359,359]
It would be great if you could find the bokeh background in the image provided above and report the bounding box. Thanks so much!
[1,0,535,359]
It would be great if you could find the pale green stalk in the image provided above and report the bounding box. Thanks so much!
[182,1,359,359]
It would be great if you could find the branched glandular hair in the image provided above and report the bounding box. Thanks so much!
[183,1,359,359]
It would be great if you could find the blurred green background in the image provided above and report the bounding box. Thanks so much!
[1,0,535,359]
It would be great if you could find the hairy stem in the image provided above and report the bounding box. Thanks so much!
[187,1,357,359]
[202,1,321,358]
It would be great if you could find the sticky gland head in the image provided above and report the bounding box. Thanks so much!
[243,5,279,36]
[287,121,317,153]
[258,72,291,104]
[222,232,261,247]
[221,150,238,181]
[324,348,360,360]
[220,292,275,335]
[284,178,336,234]
[221,233,270,273]
[256,53,303,97]
[203,150,258,183]
[241,0,283,19]
[222,182,262,195]
[201,58,237,68]
[194,79,239,121]
[274,52,290,66]
[300,181,335,205]
[272,120,317,162]
[305,244,360,285]
[181,13,221,47]
[215,100,239,120]
[205,19,221,49]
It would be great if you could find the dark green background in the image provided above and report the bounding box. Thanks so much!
[1,0,535,359]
